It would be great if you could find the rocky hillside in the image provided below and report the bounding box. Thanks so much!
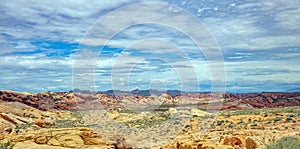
[0,99,299,148]
[0,90,300,148]
[0,90,299,111]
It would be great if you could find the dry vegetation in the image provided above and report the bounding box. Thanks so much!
[0,91,299,148]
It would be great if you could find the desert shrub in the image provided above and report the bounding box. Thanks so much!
[123,112,170,128]
[48,119,91,128]
[236,120,245,125]
[286,114,295,117]
[210,124,216,129]
[248,118,252,122]
[266,137,300,149]
[273,116,283,123]
[250,123,257,128]
[216,120,224,126]
[0,140,14,149]
[14,123,34,134]
[285,117,293,122]
[228,122,235,128]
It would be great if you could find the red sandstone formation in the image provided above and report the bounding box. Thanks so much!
[0,90,299,111]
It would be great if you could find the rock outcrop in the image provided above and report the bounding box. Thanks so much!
[1,90,299,112]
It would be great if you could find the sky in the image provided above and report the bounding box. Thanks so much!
[0,0,300,93]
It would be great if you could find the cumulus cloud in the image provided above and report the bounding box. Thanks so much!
[0,53,73,92]
[0,0,137,43]
[0,0,300,92]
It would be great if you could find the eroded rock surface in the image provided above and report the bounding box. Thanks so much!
[0,90,299,148]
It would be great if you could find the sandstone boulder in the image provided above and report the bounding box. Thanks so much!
[34,135,48,144]
[191,108,208,117]
[245,137,257,149]
[167,108,178,115]
[223,137,242,147]
[56,133,84,148]
[35,118,55,127]
[47,137,60,146]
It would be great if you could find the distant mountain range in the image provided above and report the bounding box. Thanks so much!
[1,90,300,111]
[72,88,300,97]
[73,89,212,97]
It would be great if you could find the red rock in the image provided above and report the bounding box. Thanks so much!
[245,137,257,149]
[0,113,17,124]
[34,118,54,127]
[223,137,242,146]
[53,102,73,110]
[0,90,299,112]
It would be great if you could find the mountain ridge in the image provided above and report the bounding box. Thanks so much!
[0,90,299,111]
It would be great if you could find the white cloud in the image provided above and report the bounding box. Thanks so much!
[202,0,300,50]
[0,0,137,43]
[225,60,300,82]
[128,38,185,54]
[1,0,300,92]
[0,53,74,92]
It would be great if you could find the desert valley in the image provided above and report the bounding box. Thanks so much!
[0,90,299,149]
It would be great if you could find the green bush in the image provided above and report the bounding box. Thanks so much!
[273,116,283,123]
[285,117,293,122]
[228,122,234,128]
[266,137,300,149]
[0,140,14,149]
[236,120,245,125]
[216,120,224,126]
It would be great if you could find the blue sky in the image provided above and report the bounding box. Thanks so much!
[0,0,300,93]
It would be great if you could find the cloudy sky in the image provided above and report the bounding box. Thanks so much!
[0,0,300,93]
